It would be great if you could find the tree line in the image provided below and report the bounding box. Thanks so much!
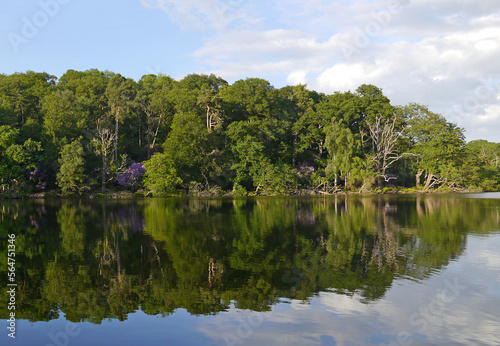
[0,69,499,197]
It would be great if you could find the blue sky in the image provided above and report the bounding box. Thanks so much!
[1,0,500,141]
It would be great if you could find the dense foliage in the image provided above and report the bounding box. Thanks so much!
[1,70,499,197]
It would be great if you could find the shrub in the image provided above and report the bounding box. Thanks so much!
[117,162,146,190]
[143,153,182,196]
[295,162,315,184]
[57,140,87,194]
[232,183,247,196]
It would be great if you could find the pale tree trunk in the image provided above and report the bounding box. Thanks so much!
[362,115,415,186]
[292,135,297,167]
[150,113,163,157]
[416,170,424,189]
[114,108,120,162]
[138,123,141,148]
[147,130,150,159]
[94,120,116,194]
[206,105,211,132]
[423,171,434,191]
[101,156,106,193]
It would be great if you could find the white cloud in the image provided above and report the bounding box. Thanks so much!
[160,0,500,141]
[286,70,308,85]
[140,0,252,30]
[192,29,345,81]
[192,236,500,346]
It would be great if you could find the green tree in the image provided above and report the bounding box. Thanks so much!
[324,121,368,189]
[42,89,82,145]
[463,140,500,191]
[0,126,24,190]
[226,121,267,189]
[136,74,176,158]
[57,69,110,124]
[404,103,466,190]
[143,153,182,195]
[219,78,277,123]
[56,139,87,193]
[284,84,323,166]
[163,112,211,185]
[252,161,297,194]
[105,74,136,162]
[0,71,55,126]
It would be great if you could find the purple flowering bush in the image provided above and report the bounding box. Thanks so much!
[117,163,146,190]
[28,167,49,191]
[295,162,315,182]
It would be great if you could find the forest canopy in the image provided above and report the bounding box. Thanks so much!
[0,69,499,197]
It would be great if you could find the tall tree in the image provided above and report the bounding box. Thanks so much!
[92,117,117,192]
[404,103,466,190]
[105,74,136,162]
[0,71,55,126]
[162,112,211,185]
[286,85,321,166]
[197,86,222,133]
[42,89,81,145]
[136,74,176,158]
[324,121,366,189]
[361,114,410,187]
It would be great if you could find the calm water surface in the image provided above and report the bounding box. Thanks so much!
[1,194,499,345]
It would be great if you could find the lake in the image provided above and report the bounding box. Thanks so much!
[1,194,500,345]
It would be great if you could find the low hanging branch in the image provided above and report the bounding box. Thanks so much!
[362,115,416,183]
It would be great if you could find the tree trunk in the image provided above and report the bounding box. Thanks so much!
[206,105,210,132]
[147,130,150,160]
[101,155,106,193]
[151,113,163,154]
[114,108,119,162]
[138,122,141,148]
[21,104,25,125]
[377,175,384,188]
[423,171,433,191]
[416,170,423,189]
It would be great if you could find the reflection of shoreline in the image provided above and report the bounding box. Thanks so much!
[464,191,500,199]
[0,195,498,323]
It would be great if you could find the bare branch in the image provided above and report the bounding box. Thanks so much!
[364,114,413,185]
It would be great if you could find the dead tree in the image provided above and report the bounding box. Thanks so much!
[92,118,117,192]
[362,115,414,187]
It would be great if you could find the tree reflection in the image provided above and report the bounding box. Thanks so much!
[0,195,499,322]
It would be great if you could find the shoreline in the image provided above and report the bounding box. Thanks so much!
[0,187,488,200]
